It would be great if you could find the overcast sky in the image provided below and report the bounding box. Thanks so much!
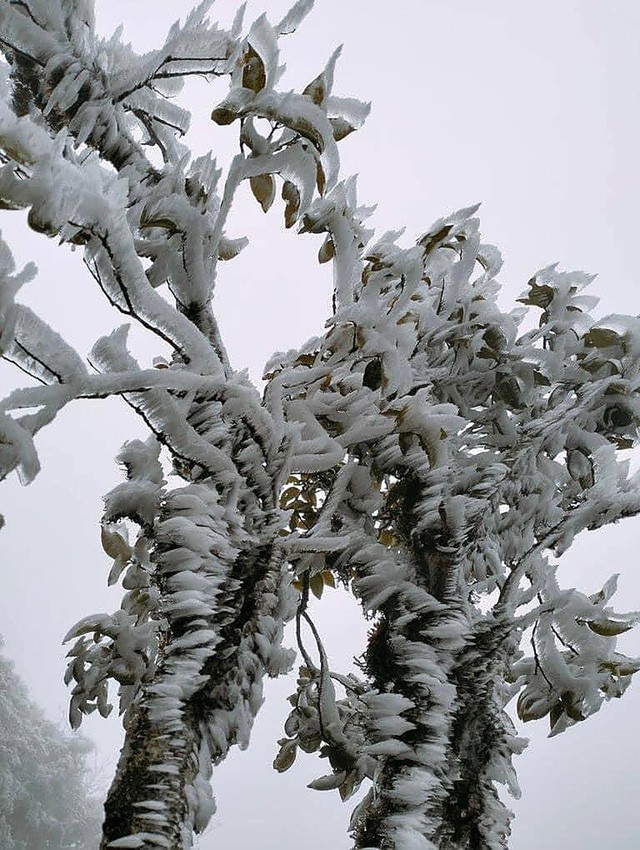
[1,1,640,848]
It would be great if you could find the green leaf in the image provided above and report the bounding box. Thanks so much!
[586,618,634,637]
[307,770,347,791]
[612,435,635,450]
[494,374,522,407]
[339,770,360,802]
[101,526,131,561]
[210,106,237,125]
[583,327,622,349]
[549,701,564,732]
[298,731,321,753]
[362,358,383,391]
[310,571,324,599]
[378,529,397,548]
[322,570,336,588]
[517,282,554,309]
[107,556,128,587]
[483,325,507,351]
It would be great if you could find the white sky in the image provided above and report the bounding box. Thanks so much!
[1,1,640,848]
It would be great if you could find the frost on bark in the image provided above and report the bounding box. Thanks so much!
[1,2,640,849]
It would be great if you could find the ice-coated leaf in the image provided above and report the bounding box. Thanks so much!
[309,571,324,599]
[322,570,335,588]
[583,327,623,349]
[10,305,88,383]
[589,574,619,605]
[101,525,132,561]
[211,87,256,125]
[325,95,371,129]
[273,738,297,772]
[62,613,112,643]
[303,73,326,107]
[318,236,334,264]
[329,117,356,142]
[107,838,145,848]
[107,556,128,587]
[218,235,249,261]
[276,0,314,35]
[0,412,40,485]
[244,15,279,90]
[282,179,301,228]
[586,617,634,637]
[307,770,347,791]
[242,45,266,93]
[517,281,555,309]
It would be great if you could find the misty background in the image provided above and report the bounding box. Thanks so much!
[1,1,639,847]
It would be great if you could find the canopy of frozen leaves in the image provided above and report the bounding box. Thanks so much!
[264,194,640,844]
[0,638,102,850]
[0,1,371,844]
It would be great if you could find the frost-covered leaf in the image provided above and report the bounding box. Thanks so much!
[583,327,623,349]
[277,0,314,35]
[218,235,249,261]
[303,73,326,107]
[242,45,266,93]
[101,525,132,561]
[307,770,347,791]
[318,236,334,264]
[586,617,634,637]
[282,179,301,227]
[309,571,324,599]
[329,117,356,141]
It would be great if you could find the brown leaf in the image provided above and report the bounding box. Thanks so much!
[242,45,266,93]
[303,73,326,106]
[309,571,324,599]
[282,180,301,228]
[273,739,297,773]
[316,160,326,196]
[329,117,356,142]
[250,173,276,213]
[211,106,237,125]
[583,327,623,349]
[318,236,334,264]
[101,526,131,561]
[586,618,634,637]
[218,236,248,261]
[280,486,301,508]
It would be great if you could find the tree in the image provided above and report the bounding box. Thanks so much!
[0,637,101,849]
[0,1,639,848]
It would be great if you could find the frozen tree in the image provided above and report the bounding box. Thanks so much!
[0,1,639,848]
[0,637,101,849]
